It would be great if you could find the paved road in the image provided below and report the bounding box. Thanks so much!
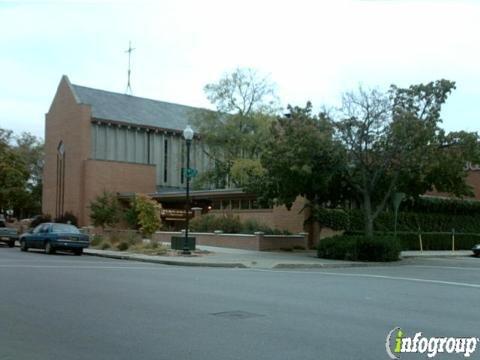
[0,247,479,360]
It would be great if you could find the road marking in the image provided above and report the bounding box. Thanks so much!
[249,269,480,289]
[0,264,172,270]
[0,260,138,266]
[408,265,480,271]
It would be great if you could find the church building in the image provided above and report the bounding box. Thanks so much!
[42,76,211,226]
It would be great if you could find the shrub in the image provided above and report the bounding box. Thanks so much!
[90,235,103,247]
[190,214,290,234]
[316,208,480,235]
[317,235,400,262]
[240,218,271,234]
[396,232,480,251]
[190,213,242,233]
[100,241,112,250]
[216,213,243,233]
[189,214,219,232]
[55,211,78,226]
[117,241,129,251]
[404,196,480,215]
[30,214,52,228]
[310,207,349,231]
[124,205,139,229]
[134,194,161,238]
[89,191,123,228]
[125,231,141,246]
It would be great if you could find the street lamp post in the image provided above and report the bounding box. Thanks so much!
[182,125,194,255]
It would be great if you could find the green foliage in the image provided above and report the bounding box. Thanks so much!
[241,218,292,235]
[404,196,480,215]
[30,214,52,228]
[230,158,265,187]
[189,214,290,234]
[100,241,112,250]
[124,205,139,229]
[203,67,279,116]
[117,241,129,251]
[334,81,480,237]
[0,128,44,217]
[309,207,349,231]
[89,191,123,228]
[193,68,278,188]
[315,207,480,234]
[134,194,161,238]
[190,213,242,233]
[250,103,348,210]
[253,81,479,239]
[90,235,103,247]
[55,211,78,226]
[317,235,401,262]
[396,232,480,251]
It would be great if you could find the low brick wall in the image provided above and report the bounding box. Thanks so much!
[152,231,308,251]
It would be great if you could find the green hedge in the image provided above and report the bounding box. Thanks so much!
[404,197,480,215]
[317,235,401,262]
[315,208,480,234]
[346,231,480,250]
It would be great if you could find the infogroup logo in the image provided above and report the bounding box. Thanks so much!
[385,327,479,359]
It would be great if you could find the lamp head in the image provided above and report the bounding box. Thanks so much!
[183,125,194,141]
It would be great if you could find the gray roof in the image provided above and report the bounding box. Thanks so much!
[71,83,209,131]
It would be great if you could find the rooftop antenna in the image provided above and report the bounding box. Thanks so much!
[125,41,135,94]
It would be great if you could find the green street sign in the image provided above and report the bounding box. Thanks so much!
[184,167,198,178]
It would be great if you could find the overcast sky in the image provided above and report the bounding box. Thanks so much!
[0,0,479,139]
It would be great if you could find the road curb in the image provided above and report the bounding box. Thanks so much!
[84,249,401,270]
[272,262,392,269]
[84,250,248,269]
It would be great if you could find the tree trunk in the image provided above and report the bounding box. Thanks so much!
[363,193,374,238]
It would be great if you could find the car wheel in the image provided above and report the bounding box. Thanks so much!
[74,248,83,256]
[20,240,28,252]
[45,242,55,255]
[8,240,15,248]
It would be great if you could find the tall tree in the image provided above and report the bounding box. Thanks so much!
[334,80,479,237]
[0,128,44,217]
[14,132,44,215]
[193,68,279,188]
[0,129,29,214]
[249,102,348,210]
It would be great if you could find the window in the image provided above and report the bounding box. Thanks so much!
[56,141,65,219]
[221,200,230,210]
[51,224,80,234]
[164,139,168,183]
[180,142,185,184]
[231,200,240,209]
[32,224,44,234]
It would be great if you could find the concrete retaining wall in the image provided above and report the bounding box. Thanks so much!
[152,231,308,251]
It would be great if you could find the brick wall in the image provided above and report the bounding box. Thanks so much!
[152,231,307,251]
[83,159,156,225]
[208,197,307,234]
[43,76,157,226]
[42,76,92,223]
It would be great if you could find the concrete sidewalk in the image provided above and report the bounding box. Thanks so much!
[85,246,373,269]
[84,245,475,269]
[401,250,473,258]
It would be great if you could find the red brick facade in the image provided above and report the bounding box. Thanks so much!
[42,76,156,225]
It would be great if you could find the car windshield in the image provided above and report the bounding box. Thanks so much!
[51,224,80,234]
